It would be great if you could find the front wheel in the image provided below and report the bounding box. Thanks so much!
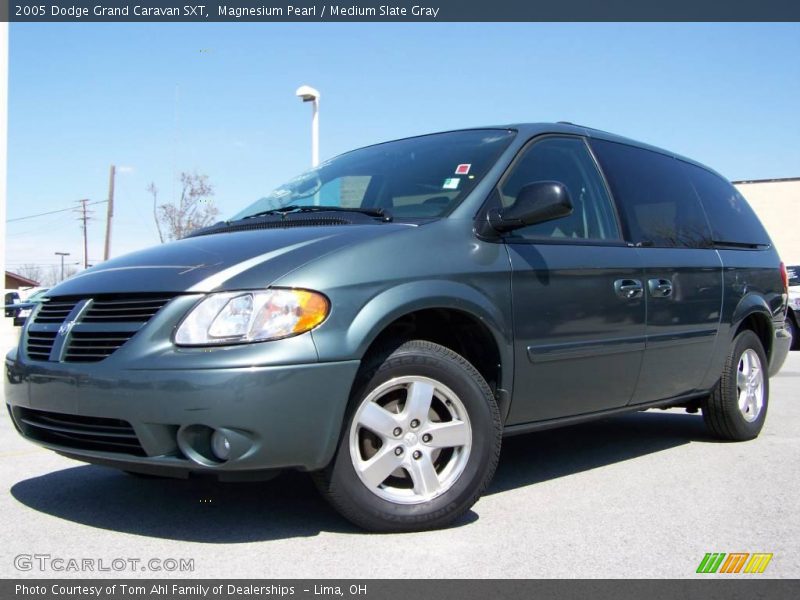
[314,340,501,532]
[703,330,769,441]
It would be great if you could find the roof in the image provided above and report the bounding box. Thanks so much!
[351,121,714,173]
[5,271,40,287]
[506,122,714,171]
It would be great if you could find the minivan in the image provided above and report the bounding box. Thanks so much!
[5,123,791,532]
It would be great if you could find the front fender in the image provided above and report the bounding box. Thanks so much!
[311,279,514,394]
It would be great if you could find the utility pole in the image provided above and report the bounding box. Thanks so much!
[103,165,115,261]
[76,199,91,269]
[54,252,70,282]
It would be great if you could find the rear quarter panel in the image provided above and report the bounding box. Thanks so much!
[701,247,786,388]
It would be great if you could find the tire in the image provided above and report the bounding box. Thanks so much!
[702,330,769,441]
[314,340,502,532]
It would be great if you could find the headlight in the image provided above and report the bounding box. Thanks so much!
[175,288,329,346]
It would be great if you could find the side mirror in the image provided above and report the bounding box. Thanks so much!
[489,181,573,233]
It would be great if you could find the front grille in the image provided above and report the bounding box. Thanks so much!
[34,299,79,323]
[65,331,136,362]
[14,407,145,456]
[82,297,172,322]
[26,331,58,361]
[25,294,174,363]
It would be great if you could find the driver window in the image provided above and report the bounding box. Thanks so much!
[499,137,620,241]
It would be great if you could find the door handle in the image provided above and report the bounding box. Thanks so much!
[648,278,673,298]
[614,279,644,299]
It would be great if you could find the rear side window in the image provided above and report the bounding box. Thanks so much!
[590,139,712,249]
[683,164,771,247]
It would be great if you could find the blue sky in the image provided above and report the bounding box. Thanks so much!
[6,22,800,273]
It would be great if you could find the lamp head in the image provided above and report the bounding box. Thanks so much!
[295,85,320,103]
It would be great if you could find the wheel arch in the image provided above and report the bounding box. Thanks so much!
[731,294,774,361]
[343,280,513,420]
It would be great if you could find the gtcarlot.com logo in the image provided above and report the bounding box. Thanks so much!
[14,554,195,573]
[696,552,773,574]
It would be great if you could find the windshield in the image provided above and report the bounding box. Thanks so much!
[232,129,516,221]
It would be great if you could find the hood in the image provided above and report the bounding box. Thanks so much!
[47,224,412,296]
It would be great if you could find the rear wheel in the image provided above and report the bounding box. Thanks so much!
[702,330,769,441]
[314,340,501,532]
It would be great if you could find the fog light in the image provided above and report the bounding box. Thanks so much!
[211,430,232,461]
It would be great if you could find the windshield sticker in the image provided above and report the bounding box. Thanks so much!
[443,178,460,190]
[455,164,471,175]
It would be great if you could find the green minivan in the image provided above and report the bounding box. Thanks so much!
[5,123,791,531]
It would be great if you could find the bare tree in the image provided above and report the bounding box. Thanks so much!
[43,265,78,287]
[17,264,44,285]
[147,182,165,243]
[150,172,219,242]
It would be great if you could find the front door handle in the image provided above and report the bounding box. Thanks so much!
[648,278,673,298]
[614,279,644,299]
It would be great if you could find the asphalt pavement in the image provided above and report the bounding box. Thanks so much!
[1,324,797,578]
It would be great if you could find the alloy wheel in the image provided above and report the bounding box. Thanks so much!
[348,375,472,505]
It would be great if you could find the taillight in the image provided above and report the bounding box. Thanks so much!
[780,262,789,292]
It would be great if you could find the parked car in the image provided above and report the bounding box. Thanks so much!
[4,291,21,319]
[12,288,49,327]
[4,123,791,532]
[785,265,800,349]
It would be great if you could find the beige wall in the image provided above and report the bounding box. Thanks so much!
[734,180,800,265]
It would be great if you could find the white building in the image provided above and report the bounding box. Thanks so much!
[734,178,800,265]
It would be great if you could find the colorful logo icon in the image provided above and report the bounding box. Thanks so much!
[696,552,773,574]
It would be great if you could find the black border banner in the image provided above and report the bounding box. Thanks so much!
[3,0,800,22]
[4,579,800,599]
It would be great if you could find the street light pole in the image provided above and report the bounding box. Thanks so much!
[55,252,70,282]
[295,85,320,167]
[311,99,319,167]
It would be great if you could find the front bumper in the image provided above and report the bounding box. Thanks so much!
[5,351,360,478]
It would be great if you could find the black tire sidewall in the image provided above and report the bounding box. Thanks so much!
[721,330,770,439]
[328,342,500,530]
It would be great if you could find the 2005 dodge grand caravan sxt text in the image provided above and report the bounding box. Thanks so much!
[5,123,792,532]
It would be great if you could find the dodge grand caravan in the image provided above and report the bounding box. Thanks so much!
[5,123,791,532]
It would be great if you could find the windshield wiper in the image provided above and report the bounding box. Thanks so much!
[242,205,392,221]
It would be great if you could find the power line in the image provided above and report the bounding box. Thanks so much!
[6,200,107,223]
[4,261,81,266]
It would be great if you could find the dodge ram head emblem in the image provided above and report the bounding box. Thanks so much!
[58,320,76,337]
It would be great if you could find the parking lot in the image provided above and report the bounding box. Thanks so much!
[1,325,797,579]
